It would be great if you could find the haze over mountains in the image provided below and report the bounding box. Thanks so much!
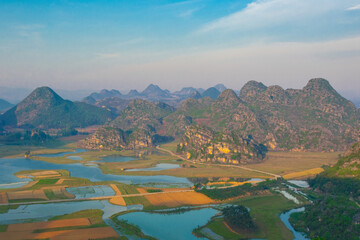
[82,84,225,108]
[0,78,359,156]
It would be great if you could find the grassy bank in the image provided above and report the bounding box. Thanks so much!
[200,194,299,240]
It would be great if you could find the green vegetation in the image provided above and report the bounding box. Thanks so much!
[198,179,280,200]
[199,194,298,240]
[146,189,162,193]
[200,218,241,239]
[222,205,256,230]
[0,205,18,214]
[0,86,113,130]
[290,195,360,240]
[49,209,104,224]
[116,184,139,195]
[0,225,7,232]
[289,176,360,240]
[110,217,156,240]
[36,178,59,185]
[43,189,69,200]
[124,196,152,209]
[322,141,360,179]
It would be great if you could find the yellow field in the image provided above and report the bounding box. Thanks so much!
[144,191,214,207]
[136,188,147,194]
[109,184,126,206]
[7,190,48,201]
[282,167,324,179]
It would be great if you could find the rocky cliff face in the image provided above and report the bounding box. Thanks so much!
[111,99,174,132]
[177,125,266,165]
[166,78,359,152]
[78,126,154,150]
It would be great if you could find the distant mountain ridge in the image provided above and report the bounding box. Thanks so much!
[0,98,14,112]
[82,84,229,108]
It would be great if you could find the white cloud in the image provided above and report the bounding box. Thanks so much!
[347,4,360,10]
[179,7,200,18]
[198,0,359,34]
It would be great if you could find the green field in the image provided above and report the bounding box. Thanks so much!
[204,194,299,240]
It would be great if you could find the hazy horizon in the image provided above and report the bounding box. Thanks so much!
[1,0,360,99]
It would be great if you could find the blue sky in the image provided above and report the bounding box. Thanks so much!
[0,0,360,96]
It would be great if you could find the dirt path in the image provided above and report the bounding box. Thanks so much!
[223,221,239,235]
[156,146,281,179]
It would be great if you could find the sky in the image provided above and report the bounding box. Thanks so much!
[0,0,360,97]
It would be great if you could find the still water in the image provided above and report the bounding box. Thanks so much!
[0,200,142,225]
[118,208,219,240]
[0,157,192,186]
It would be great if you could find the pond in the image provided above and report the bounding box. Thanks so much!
[0,200,142,225]
[36,149,87,158]
[126,163,180,172]
[0,157,192,187]
[280,207,309,240]
[66,185,115,199]
[288,180,309,188]
[98,155,138,163]
[117,208,219,240]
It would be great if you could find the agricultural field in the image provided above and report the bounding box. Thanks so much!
[0,209,123,240]
[201,194,300,240]
[246,151,339,178]
[143,191,214,207]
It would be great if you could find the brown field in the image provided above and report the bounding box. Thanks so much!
[6,218,91,232]
[144,191,214,207]
[56,179,65,185]
[0,226,118,240]
[17,170,61,179]
[32,170,61,177]
[282,167,324,179]
[109,184,126,206]
[7,189,47,201]
[0,192,8,204]
[246,151,339,176]
[136,188,147,194]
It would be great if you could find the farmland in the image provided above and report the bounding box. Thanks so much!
[0,209,123,240]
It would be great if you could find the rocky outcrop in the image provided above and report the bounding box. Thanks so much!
[177,125,266,165]
[78,127,154,150]
[166,78,359,152]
